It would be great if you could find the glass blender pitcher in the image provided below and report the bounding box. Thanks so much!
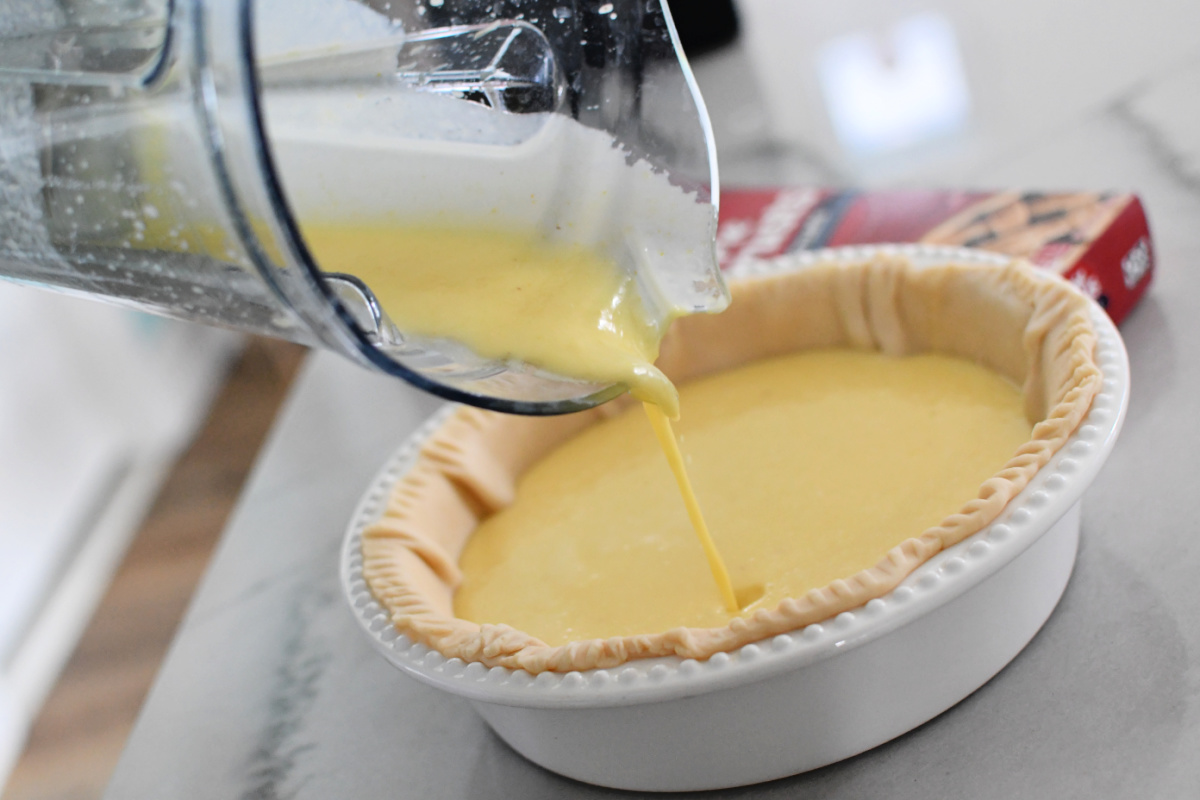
[0,0,727,414]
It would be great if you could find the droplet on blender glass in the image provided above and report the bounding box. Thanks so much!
[143,204,159,219]
[553,6,572,20]
[598,2,614,13]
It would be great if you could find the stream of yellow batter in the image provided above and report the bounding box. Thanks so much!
[454,350,1031,645]
[302,222,742,610]
[642,403,741,612]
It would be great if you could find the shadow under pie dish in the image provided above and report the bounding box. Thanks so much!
[342,245,1128,792]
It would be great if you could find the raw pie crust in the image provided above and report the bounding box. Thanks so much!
[360,256,1102,673]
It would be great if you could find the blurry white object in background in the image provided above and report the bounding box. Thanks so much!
[0,283,239,787]
[729,0,1200,185]
[816,13,970,158]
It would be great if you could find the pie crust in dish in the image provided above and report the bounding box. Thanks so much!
[359,254,1102,673]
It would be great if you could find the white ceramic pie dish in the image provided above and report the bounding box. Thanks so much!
[341,245,1129,792]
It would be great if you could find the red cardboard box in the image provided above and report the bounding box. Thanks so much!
[718,188,1153,324]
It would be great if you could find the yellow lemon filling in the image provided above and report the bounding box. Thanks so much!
[453,349,1031,646]
[300,223,680,416]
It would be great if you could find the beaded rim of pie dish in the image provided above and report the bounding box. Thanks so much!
[347,245,1108,679]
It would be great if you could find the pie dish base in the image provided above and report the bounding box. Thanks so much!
[341,245,1128,791]
[471,501,1079,792]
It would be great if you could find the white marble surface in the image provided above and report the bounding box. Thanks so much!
[106,6,1200,798]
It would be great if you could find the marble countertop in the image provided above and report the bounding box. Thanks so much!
[106,7,1200,798]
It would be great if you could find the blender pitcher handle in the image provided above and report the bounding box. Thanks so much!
[0,0,172,87]
[258,21,563,115]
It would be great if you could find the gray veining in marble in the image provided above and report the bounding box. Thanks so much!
[107,4,1200,798]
